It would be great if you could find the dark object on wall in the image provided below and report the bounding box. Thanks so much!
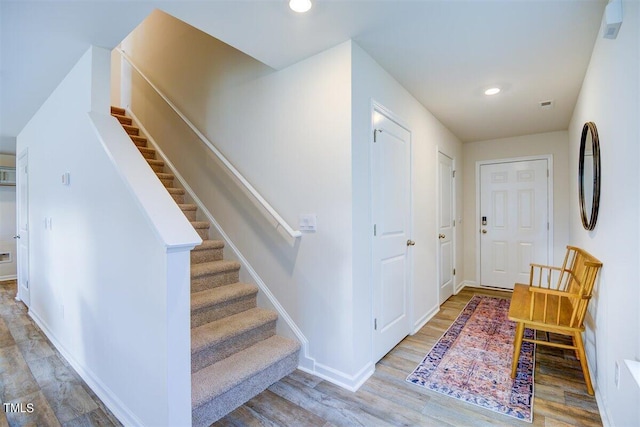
[579,122,601,231]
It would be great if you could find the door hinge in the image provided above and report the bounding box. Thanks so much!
[547,222,550,230]
[452,170,456,178]
[374,318,377,330]
[453,219,455,227]
[373,129,381,143]
[453,268,456,275]
[374,224,377,236]
[547,169,549,177]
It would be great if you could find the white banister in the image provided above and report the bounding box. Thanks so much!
[116,48,302,241]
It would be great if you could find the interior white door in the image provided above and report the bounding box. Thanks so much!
[16,151,30,306]
[479,159,549,289]
[372,108,412,362]
[438,152,454,304]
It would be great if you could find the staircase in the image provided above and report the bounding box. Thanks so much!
[110,106,300,426]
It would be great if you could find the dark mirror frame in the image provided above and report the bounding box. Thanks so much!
[579,121,601,231]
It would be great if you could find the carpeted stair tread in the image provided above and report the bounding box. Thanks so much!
[130,135,148,146]
[156,172,175,180]
[191,335,301,409]
[166,187,185,195]
[191,221,210,230]
[112,114,132,125]
[191,307,277,354]
[179,203,198,211]
[191,282,257,312]
[193,239,224,251]
[147,159,164,167]
[191,260,240,278]
[123,124,140,135]
[110,106,125,115]
[138,146,155,155]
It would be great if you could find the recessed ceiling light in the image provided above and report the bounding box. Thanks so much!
[289,0,312,13]
[484,87,501,96]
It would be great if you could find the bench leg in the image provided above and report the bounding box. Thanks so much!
[573,331,594,395]
[511,322,525,378]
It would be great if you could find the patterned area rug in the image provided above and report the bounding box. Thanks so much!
[407,295,535,422]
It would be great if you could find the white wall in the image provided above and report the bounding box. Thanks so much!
[351,42,463,375]
[121,11,360,387]
[17,46,196,426]
[0,154,17,280]
[462,131,570,285]
[568,2,639,426]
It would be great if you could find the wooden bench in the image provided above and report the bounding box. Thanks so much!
[508,245,602,395]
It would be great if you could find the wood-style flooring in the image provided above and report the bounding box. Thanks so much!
[0,280,121,427]
[0,280,602,426]
[216,287,603,427]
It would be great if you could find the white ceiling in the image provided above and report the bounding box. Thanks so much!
[0,0,606,153]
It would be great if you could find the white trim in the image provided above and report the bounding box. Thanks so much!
[300,361,375,392]
[455,280,473,294]
[475,155,554,287]
[116,48,300,242]
[29,310,140,427]
[412,304,440,334]
[0,275,17,281]
[126,109,314,371]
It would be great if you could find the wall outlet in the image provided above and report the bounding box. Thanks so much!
[615,360,620,388]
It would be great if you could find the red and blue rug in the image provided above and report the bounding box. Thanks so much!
[406,295,535,422]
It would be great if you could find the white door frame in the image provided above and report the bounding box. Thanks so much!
[370,99,413,362]
[475,155,553,287]
[16,149,30,306]
[436,147,456,303]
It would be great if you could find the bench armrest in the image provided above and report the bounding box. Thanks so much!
[528,263,575,291]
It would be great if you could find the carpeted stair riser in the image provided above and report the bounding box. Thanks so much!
[167,188,185,204]
[192,222,210,240]
[191,269,240,293]
[191,336,300,427]
[138,147,156,160]
[111,106,125,116]
[180,206,198,221]
[114,115,132,126]
[191,291,256,329]
[131,136,148,147]
[147,161,165,173]
[191,309,278,373]
[191,245,223,264]
[123,124,140,136]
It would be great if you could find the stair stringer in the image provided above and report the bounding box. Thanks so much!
[127,109,315,372]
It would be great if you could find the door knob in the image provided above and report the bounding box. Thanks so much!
[438,234,446,239]
[481,229,487,234]
[13,235,20,239]
[407,240,416,246]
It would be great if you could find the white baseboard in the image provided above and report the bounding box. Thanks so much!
[0,274,17,282]
[412,305,439,334]
[456,280,475,292]
[300,361,375,392]
[29,310,141,427]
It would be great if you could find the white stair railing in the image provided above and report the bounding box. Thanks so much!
[116,48,302,242]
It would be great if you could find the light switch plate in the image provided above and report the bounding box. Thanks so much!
[299,214,317,232]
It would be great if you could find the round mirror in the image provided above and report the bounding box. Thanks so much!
[579,122,600,231]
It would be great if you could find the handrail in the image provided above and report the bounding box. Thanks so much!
[116,48,302,240]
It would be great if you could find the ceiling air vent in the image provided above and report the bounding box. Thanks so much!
[539,100,554,110]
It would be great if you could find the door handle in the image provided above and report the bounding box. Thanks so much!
[481,229,487,234]
[438,234,446,239]
[13,235,20,239]
[407,240,416,246]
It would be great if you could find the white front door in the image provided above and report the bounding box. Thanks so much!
[438,152,454,304]
[16,151,30,306]
[372,107,412,362]
[479,159,549,289]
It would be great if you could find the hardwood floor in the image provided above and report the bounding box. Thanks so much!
[216,287,602,427]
